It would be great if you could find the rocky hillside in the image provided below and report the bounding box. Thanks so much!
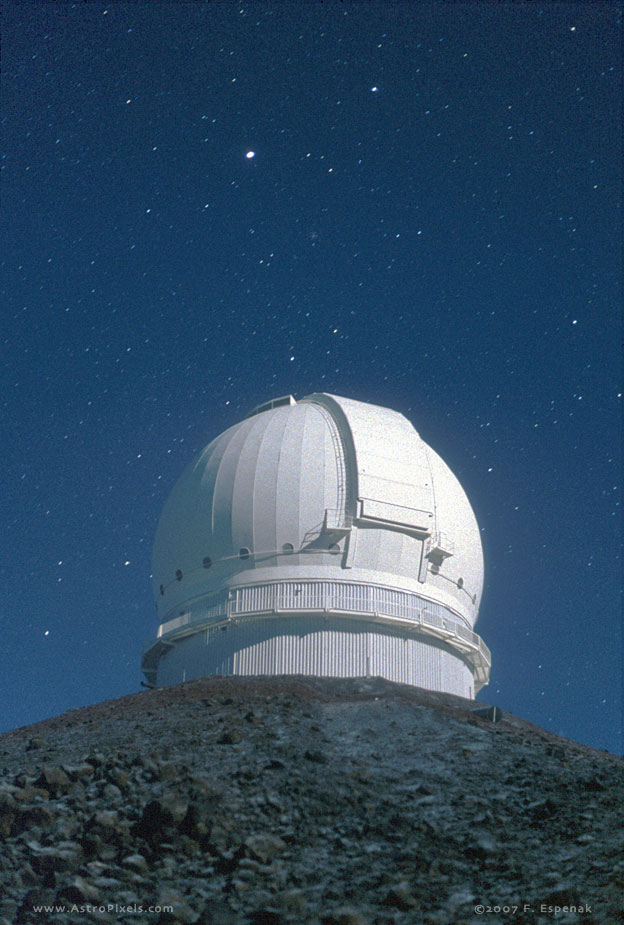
[0,677,621,925]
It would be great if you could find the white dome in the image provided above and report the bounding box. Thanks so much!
[143,393,490,695]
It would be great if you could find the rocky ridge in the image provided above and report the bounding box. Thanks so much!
[0,676,622,925]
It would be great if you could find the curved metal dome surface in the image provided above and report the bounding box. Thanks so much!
[144,393,490,696]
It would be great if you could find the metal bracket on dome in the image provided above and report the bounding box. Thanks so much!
[299,509,353,549]
[322,508,353,535]
[427,532,454,565]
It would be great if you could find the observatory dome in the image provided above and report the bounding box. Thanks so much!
[142,393,490,697]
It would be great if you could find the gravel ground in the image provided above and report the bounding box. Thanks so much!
[0,676,622,925]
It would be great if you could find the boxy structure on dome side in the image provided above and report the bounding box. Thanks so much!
[142,393,491,698]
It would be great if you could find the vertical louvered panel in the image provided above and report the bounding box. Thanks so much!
[158,611,474,697]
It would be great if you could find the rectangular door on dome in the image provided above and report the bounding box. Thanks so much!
[358,497,433,534]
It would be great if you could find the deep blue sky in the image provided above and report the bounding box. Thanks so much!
[2,3,621,753]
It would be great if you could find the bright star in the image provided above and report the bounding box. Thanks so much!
[245,150,255,159]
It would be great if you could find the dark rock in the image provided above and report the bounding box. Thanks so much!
[121,852,149,872]
[102,782,122,802]
[247,911,283,925]
[244,834,286,864]
[322,909,369,925]
[133,799,176,839]
[583,776,605,792]
[106,765,129,789]
[465,833,499,860]
[89,808,124,830]
[271,888,308,917]
[12,782,49,803]
[382,881,418,910]
[28,842,83,875]
[25,736,45,751]
[217,730,243,745]
[56,874,101,903]
[195,900,240,924]
[62,762,95,781]
[526,797,560,823]
[12,803,55,834]
[34,765,73,797]
[0,791,17,837]
[156,887,200,923]
[84,752,107,769]
[178,802,210,842]
[214,843,246,874]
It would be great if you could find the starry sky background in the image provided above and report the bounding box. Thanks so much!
[2,2,621,753]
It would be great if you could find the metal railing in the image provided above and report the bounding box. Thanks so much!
[150,578,490,682]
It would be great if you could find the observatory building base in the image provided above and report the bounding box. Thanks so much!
[144,392,491,698]
[153,616,475,699]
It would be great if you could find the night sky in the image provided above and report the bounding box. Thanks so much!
[2,3,621,754]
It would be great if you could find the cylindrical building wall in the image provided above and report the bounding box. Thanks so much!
[154,616,475,698]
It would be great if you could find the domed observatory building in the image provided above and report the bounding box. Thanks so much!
[142,394,491,698]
